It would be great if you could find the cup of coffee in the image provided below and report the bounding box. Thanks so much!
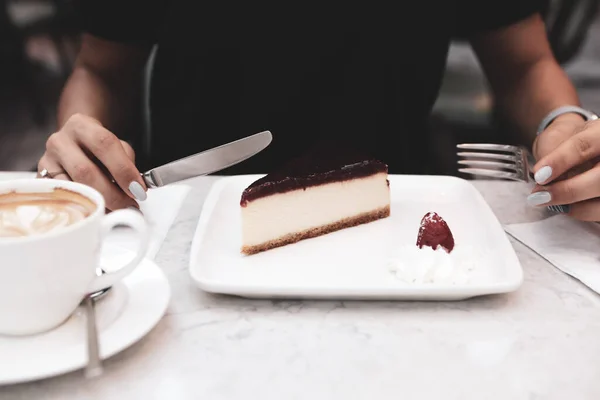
[0,178,149,336]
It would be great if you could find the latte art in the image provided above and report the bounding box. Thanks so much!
[0,189,96,238]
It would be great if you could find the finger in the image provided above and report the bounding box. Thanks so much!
[85,141,135,176]
[569,198,600,222]
[74,125,146,201]
[120,140,136,162]
[52,136,137,210]
[527,164,600,207]
[533,121,600,185]
[533,126,573,161]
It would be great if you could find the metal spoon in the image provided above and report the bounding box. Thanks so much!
[91,268,112,300]
[84,269,111,378]
[83,294,103,378]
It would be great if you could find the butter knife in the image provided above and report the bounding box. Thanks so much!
[141,130,272,188]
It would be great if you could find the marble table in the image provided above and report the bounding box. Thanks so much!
[2,175,600,400]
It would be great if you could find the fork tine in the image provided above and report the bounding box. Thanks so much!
[456,152,517,162]
[457,160,518,171]
[456,143,520,153]
[458,168,522,181]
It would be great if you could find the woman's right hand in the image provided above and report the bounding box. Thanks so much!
[38,113,147,210]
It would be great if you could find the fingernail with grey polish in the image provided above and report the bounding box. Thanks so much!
[128,181,147,201]
[527,191,551,206]
[534,166,552,184]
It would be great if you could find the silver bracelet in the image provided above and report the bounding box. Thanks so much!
[536,105,598,136]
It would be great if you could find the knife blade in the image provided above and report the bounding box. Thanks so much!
[141,130,272,188]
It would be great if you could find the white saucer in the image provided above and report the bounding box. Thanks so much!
[0,254,170,385]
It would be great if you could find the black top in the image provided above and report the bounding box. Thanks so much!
[76,0,543,174]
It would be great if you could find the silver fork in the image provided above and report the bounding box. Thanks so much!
[456,143,567,213]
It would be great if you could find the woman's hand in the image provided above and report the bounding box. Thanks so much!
[529,115,600,221]
[532,114,587,162]
[38,113,147,210]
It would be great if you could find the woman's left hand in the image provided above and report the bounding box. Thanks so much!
[529,118,600,221]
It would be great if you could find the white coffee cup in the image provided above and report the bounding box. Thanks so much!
[0,179,150,336]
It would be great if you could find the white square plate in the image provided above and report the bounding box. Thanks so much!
[189,175,523,300]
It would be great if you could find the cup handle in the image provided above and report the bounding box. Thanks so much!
[87,209,150,294]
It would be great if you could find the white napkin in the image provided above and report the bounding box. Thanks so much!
[505,215,600,293]
[104,184,191,260]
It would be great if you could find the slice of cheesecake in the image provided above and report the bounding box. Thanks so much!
[240,147,391,255]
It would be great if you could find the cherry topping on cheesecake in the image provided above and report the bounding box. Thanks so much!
[416,212,455,253]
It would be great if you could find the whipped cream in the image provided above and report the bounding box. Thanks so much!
[386,245,477,285]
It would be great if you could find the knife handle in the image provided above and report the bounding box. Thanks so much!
[110,172,158,189]
[141,171,158,188]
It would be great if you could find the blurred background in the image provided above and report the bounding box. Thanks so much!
[0,0,599,174]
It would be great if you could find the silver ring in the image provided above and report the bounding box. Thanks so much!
[38,168,66,179]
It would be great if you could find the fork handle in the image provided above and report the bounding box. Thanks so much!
[548,205,570,214]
